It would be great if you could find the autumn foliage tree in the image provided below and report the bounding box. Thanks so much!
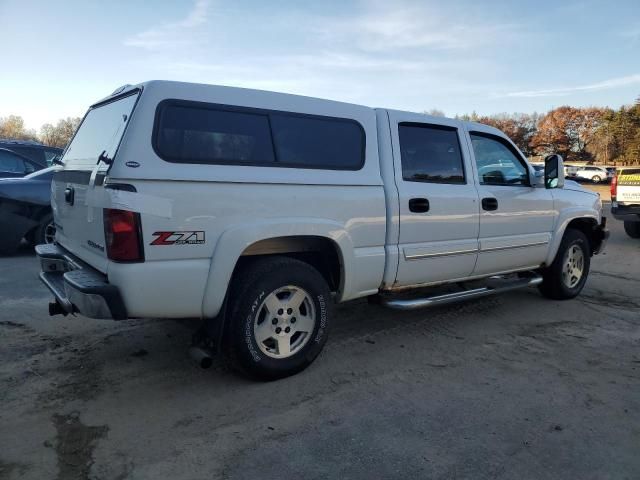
[529,106,607,162]
[39,117,82,148]
[0,114,80,149]
[475,113,539,157]
[0,115,37,141]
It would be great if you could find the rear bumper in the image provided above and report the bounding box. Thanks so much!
[36,243,126,320]
[611,203,640,222]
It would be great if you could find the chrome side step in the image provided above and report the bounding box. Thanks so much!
[379,275,543,311]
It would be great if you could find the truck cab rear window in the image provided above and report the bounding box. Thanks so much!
[154,101,364,170]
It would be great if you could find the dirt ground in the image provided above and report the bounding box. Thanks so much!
[1,192,639,480]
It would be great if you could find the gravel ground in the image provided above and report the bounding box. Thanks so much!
[1,193,638,480]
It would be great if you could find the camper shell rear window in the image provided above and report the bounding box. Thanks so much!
[152,100,365,171]
[62,90,140,170]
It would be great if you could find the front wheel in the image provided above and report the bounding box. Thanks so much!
[223,256,332,380]
[624,221,640,239]
[591,175,602,183]
[539,229,590,300]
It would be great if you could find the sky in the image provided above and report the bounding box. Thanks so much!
[1,0,639,130]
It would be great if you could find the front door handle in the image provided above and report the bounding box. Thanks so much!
[409,198,430,213]
[481,197,498,211]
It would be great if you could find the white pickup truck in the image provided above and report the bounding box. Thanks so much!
[611,167,640,238]
[37,81,608,379]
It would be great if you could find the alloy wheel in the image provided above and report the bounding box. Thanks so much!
[253,285,316,359]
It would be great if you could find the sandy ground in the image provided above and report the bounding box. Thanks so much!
[1,189,638,480]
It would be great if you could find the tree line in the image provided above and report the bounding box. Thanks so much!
[0,115,81,149]
[451,98,640,165]
[1,96,639,164]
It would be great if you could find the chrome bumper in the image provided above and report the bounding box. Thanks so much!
[36,244,127,320]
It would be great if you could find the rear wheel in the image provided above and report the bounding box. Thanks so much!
[624,221,640,239]
[34,215,56,245]
[539,229,590,300]
[223,256,332,380]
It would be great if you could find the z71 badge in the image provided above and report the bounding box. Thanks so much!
[151,231,205,245]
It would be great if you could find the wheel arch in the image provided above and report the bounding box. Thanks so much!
[201,220,356,319]
[235,235,342,293]
[546,212,600,265]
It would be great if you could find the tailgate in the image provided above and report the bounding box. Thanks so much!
[52,91,140,272]
[617,168,640,204]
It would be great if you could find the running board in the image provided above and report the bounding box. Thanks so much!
[379,275,543,311]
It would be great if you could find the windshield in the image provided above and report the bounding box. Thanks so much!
[62,91,139,169]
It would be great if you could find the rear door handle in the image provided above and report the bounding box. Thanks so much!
[481,197,498,211]
[409,198,430,213]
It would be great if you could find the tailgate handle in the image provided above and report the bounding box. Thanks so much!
[64,187,75,206]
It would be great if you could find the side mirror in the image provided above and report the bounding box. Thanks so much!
[544,154,564,189]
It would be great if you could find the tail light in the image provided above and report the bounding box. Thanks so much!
[104,209,144,262]
[610,173,617,201]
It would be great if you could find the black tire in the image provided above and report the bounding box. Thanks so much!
[624,221,640,239]
[223,256,332,380]
[33,214,56,245]
[539,229,590,300]
[591,175,601,183]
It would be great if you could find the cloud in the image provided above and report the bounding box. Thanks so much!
[123,0,210,51]
[501,73,640,98]
[312,3,520,52]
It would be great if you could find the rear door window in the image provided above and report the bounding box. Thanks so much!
[8,146,46,165]
[0,150,26,173]
[62,91,139,170]
[398,123,465,183]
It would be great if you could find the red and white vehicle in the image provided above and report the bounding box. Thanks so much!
[611,167,640,238]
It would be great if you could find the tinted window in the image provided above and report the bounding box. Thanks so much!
[0,150,26,173]
[156,104,275,164]
[63,92,139,169]
[270,114,363,169]
[398,123,465,183]
[8,146,46,165]
[154,101,365,170]
[470,133,529,186]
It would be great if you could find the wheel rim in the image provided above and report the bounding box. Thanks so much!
[253,285,316,359]
[44,221,56,244]
[592,176,600,183]
[562,245,584,288]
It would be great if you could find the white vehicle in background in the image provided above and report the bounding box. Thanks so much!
[564,164,579,178]
[574,165,612,184]
[611,167,640,238]
[36,81,609,379]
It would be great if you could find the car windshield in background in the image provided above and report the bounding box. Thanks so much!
[62,91,139,169]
